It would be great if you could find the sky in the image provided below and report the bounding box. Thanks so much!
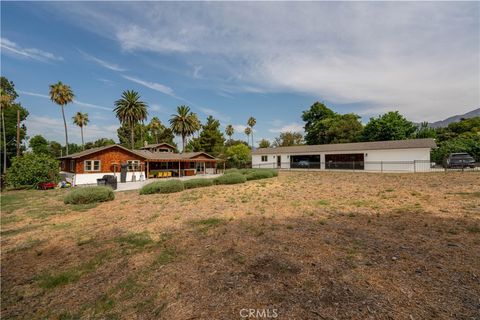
[1,1,479,146]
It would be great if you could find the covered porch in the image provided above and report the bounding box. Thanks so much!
[145,159,224,179]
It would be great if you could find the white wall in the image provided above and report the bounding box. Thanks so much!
[63,171,145,185]
[252,148,432,172]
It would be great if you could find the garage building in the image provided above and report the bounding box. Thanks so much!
[251,138,437,172]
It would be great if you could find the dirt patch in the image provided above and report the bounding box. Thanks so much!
[1,172,479,319]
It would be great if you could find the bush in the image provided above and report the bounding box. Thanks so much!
[213,173,247,185]
[6,153,59,188]
[64,186,114,204]
[140,180,184,195]
[245,170,275,181]
[224,168,240,174]
[183,178,214,190]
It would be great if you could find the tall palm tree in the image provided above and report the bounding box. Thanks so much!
[191,113,202,138]
[247,116,256,149]
[114,90,148,149]
[149,117,162,144]
[244,127,252,147]
[49,81,75,155]
[72,112,89,150]
[0,89,12,173]
[169,105,196,153]
[225,124,234,142]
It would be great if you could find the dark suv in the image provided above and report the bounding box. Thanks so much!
[444,153,476,169]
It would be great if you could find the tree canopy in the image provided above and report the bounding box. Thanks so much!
[273,132,304,147]
[363,111,416,141]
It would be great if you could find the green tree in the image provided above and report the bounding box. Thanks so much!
[72,112,89,150]
[244,127,251,146]
[114,90,148,149]
[225,139,248,148]
[247,117,256,148]
[302,102,336,144]
[6,152,59,188]
[414,122,436,139]
[84,138,116,149]
[273,132,304,147]
[431,134,480,163]
[197,116,225,156]
[29,135,49,154]
[225,124,234,142]
[321,113,363,143]
[49,81,75,155]
[169,105,197,152]
[48,141,63,158]
[225,143,251,168]
[363,111,416,141]
[258,139,271,148]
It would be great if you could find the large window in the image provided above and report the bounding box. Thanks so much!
[261,155,268,162]
[127,160,140,171]
[69,160,75,172]
[84,160,101,172]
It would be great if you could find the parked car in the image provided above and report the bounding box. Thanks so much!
[444,153,476,169]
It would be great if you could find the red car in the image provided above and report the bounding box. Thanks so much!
[38,182,56,190]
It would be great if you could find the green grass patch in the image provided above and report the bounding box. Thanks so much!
[315,199,330,206]
[155,248,177,265]
[1,223,45,237]
[213,173,247,185]
[37,251,111,289]
[64,186,114,204]
[466,225,480,233]
[139,180,184,195]
[190,217,226,232]
[116,231,153,248]
[183,178,214,189]
[70,203,99,212]
[245,170,274,181]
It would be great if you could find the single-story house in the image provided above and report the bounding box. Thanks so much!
[59,143,222,185]
[252,138,437,172]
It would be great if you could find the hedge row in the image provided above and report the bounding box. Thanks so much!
[64,186,115,204]
[139,169,278,195]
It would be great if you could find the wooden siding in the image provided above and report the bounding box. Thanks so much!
[74,147,145,174]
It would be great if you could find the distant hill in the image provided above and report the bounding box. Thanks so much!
[428,108,480,128]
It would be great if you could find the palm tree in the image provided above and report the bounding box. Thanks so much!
[247,116,256,148]
[244,127,252,146]
[72,112,89,150]
[149,117,162,144]
[225,124,234,142]
[114,90,148,149]
[191,113,202,138]
[49,81,75,155]
[169,105,196,153]
[0,89,12,173]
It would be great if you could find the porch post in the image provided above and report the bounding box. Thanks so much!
[178,161,181,177]
[147,161,150,179]
[204,162,206,175]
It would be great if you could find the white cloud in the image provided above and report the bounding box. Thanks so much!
[45,2,479,121]
[79,50,126,71]
[197,107,231,122]
[1,37,63,62]
[122,75,174,96]
[26,115,118,143]
[18,90,112,111]
[269,122,304,133]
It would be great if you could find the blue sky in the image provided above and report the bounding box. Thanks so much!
[1,2,479,146]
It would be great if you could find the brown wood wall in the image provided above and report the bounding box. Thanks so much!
[62,147,146,174]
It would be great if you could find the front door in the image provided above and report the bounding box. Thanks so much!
[277,155,281,168]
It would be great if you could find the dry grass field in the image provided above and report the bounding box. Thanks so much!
[1,171,479,320]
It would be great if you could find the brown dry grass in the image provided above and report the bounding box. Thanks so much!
[1,171,479,319]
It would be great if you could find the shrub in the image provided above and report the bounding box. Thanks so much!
[213,173,247,185]
[6,153,59,188]
[64,186,114,204]
[246,170,275,181]
[224,168,240,174]
[139,180,184,195]
[183,178,214,189]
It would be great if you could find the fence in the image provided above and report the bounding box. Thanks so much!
[252,160,480,173]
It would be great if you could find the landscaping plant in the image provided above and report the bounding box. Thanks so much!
[64,186,114,204]
[139,180,184,195]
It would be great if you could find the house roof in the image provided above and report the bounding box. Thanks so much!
[59,145,146,159]
[59,144,219,161]
[252,138,437,155]
[140,143,176,150]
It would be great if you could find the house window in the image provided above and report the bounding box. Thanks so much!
[84,160,101,172]
[69,160,75,172]
[261,155,268,162]
[127,160,140,171]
